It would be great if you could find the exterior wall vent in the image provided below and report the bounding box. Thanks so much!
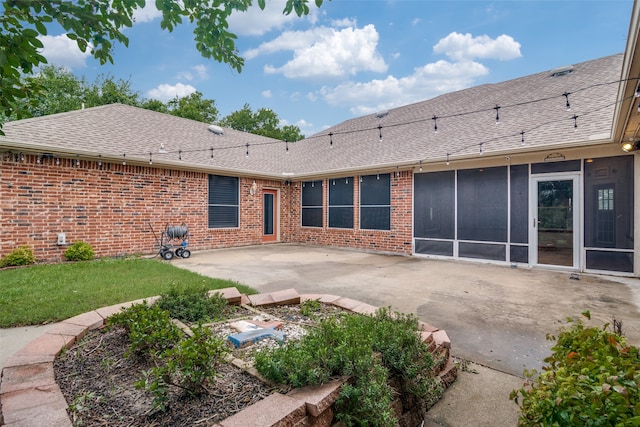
[551,65,574,77]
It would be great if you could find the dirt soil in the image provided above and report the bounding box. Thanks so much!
[53,303,348,426]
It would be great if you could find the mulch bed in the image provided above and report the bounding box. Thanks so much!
[54,302,350,426]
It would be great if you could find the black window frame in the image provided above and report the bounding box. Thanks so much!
[301,180,323,228]
[208,175,239,228]
[360,173,391,231]
[328,177,354,229]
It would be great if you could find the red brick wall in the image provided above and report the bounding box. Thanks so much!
[0,154,413,261]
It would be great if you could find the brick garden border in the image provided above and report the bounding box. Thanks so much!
[0,288,457,426]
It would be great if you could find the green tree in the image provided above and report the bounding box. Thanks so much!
[140,98,169,114]
[84,74,141,108]
[220,103,304,140]
[0,0,325,133]
[23,65,86,117]
[167,91,218,123]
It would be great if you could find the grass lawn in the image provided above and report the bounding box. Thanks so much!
[0,258,256,328]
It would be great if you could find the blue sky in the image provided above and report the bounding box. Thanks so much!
[40,0,633,137]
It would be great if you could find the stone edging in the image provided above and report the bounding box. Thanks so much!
[0,288,457,427]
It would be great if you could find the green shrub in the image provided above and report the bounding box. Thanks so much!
[108,301,183,357]
[0,246,36,268]
[64,241,95,261]
[135,324,228,411]
[156,285,232,322]
[510,311,640,426]
[255,307,442,427]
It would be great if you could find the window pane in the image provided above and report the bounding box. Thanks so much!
[302,208,323,227]
[531,160,581,174]
[361,174,390,205]
[584,156,634,250]
[264,194,274,235]
[208,175,239,228]
[329,207,353,228]
[414,171,455,239]
[415,239,453,256]
[459,242,506,261]
[457,167,508,242]
[361,207,390,230]
[302,181,322,206]
[510,245,529,263]
[586,250,633,272]
[510,164,529,244]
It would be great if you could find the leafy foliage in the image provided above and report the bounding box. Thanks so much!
[0,246,36,268]
[108,301,183,357]
[254,307,442,426]
[135,324,229,411]
[0,0,326,133]
[156,285,231,323]
[166,91,218,123]
[219,103,305,141]
[63,241,95,261]
[510,312,640,426]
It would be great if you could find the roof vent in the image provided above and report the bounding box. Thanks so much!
[208,124,224,135]
[375,110,389,119]
[551,65,574,77]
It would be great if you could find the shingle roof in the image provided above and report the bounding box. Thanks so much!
[0,53,623,179]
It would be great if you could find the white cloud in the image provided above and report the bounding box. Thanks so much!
[132,3,161,24]
[332,17,357,28]
[228,0,320,36]
[262,90,273,98]
[147,83,196,102]
[177,64,208,81]
[319,60,488,115]
[433,32,522,61]
[38,34,91,69]
[251,24,387,80]
[411,18,421,26]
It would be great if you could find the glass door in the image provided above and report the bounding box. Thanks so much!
[531,176,580,268]
[262,189,277,242]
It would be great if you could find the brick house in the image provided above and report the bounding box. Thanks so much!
[2,6,640,276]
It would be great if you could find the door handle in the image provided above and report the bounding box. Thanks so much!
[533,218,536,228]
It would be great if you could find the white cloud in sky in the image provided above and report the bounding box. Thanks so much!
[177,64,208,81]
[38,34,91,69]
[320,60,488,115]
[262,90,273,98]
[433,32,522,61]
[147,83,196,101]
[316,32,519,116]
[332,17,357,28]
[251,24,387,79]
[412,18,421,26]
[132,3,161,24]
[228,0,320,36]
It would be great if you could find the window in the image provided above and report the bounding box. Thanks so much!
[328,177,353,228]
[208,175,239,228]
[360,174,390,230]
[301,180,323,227]
[414,171,455,239]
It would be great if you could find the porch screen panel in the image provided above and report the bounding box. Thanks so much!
[208,175,239,228]
[329,177,354,228]
[415,240,453,257]
[459,242,506,261]
[584,156,634,272]
[510,165,529,244]
[360,174,390,230]
[414,171,455,239]
[302,180,323,227]
[457,167,508,242]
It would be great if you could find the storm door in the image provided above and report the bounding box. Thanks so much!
[531,175,580,268]
[262,189,278,242]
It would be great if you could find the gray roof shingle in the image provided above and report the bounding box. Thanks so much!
[0,53,622,178]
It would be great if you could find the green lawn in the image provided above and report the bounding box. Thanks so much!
[0,258,255,328]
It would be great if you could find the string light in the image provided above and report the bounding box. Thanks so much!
[494,105,501,124]
[378,125,383,142]
[572,114,579,130]
[346,177,349,184]
[329,132,334,148]
[419,160,423,172]
[98,155,102,169]
[56,157,60,166]
[179,150,182,161]
[563,92,571,111]
[20,152,25,162]
[76,155,80,167]
[210,147,214,159]
[36,155,41,164]
[520,130,526,145]
[285,139,289,154]
[149,152,153,165]
[122,154,126,165]
[432,115,438,133]
[446,153,450,166]
[245,143,250,157]
[480,143,484,155]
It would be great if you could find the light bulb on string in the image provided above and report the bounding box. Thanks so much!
[494,105,501,124]
[432,115,438,133]
[285,139,289,154]
[245,143,250,157]
[76,155,80,167]
[572,115,579,131]
[98,155,102,169]
[563,92,571,111]
[56,157,60,166]
[122,154,126,165]
[149,152,153,165]
[210,147,214,159]
[329,132,334,148]
[520,130,526,145]
[446,153,450,166]
[419,160,423,172]
[480,143,484,155]
[378,125,383,142]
